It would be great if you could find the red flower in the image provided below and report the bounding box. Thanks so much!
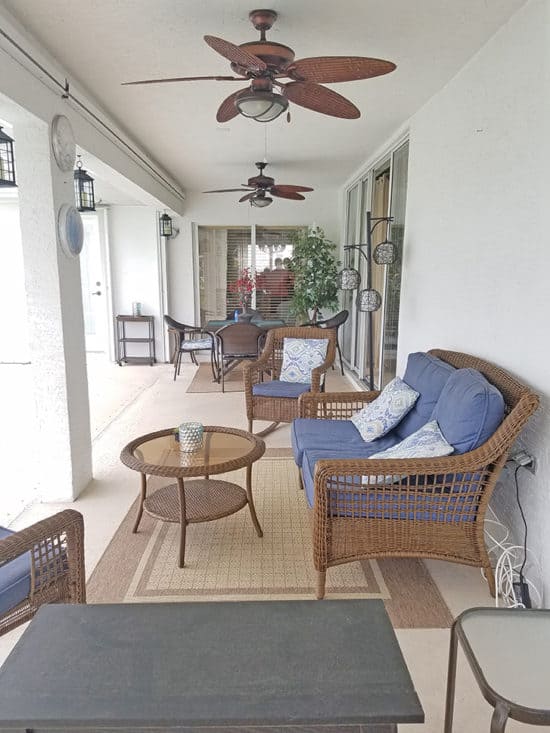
[229,268,257,307]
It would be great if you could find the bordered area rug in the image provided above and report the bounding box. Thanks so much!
[88,452,453,629]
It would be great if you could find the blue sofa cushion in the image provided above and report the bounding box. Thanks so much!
[0,527,31,617]
[252,380,311,399]
[301,450,477,522]
[395,352,455,440]
[432,368,505,453]
[291,419,398,468]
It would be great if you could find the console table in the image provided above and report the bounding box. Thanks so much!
[0,600,423,731]
[116,314,155,366]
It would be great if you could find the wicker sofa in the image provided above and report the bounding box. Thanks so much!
[291,350,539,599]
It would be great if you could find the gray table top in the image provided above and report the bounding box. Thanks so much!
[0,600,423,729]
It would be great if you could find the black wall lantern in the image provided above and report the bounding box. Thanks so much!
[74,155,95,211]
[159,212,173,238]
[0,127,16,188]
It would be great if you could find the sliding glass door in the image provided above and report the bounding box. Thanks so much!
[342,140,409,387]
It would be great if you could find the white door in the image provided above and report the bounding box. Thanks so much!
[80,213,108,352]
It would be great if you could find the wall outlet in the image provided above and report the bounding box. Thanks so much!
[510,450,536,475]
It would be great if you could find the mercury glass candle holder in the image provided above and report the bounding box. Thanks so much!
[178,422,204,452]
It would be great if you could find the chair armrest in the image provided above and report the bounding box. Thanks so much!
[243,350,275,387]
[299,390,380,418]
[0,509,86,603]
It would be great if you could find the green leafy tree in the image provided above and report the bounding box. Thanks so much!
[288,225,340,323]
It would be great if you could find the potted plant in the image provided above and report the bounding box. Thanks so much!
[288,225,340,323]
[228,267,257,320]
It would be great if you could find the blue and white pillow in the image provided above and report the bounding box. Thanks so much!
[362,420,454,485]
[280,338,328,384]
[351,377,419,443]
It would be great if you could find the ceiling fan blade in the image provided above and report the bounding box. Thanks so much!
[283,82,360,119]
[203,188,254,193]
[287,56,396,83]
[271,184,314,194]
[216,89,244,122]
[270,190,306,200]
[239,192,257,203]
[204,35,267,73]
[122,75,245,86]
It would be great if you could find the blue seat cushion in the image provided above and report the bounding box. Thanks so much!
[432,368,505,453]
[395,352,455,440]
[252,381,311,399]
[0,527,31,617]
[180,338,212,351]
[291,418,365,466]
[301,440,399,506]
[301,450,478,522]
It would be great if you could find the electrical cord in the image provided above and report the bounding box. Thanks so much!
[514,464,529,585]
[483,498,542,608]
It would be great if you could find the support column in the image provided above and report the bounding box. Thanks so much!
[15,113,92,501]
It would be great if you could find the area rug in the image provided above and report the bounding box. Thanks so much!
[88,452,453,629]
[186,363,244,393]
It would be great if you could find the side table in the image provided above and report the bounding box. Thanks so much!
[444,606,550,732]
[116,314,156,365]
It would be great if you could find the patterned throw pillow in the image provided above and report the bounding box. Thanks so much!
[362,420,454,485]
[351,377,419,443]
[279,338,328,384]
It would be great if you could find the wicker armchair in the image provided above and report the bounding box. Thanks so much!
[0,510,86,635]
[299,350,539,600]
[243,326,336,437]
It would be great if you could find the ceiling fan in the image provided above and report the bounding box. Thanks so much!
[123,9,396,123]
[203,161,313,207]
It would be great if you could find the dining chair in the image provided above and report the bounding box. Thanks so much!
[164,315,218,382]
[215,322,265,392]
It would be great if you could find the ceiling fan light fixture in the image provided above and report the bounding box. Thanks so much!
[250,192,273,208]
[235,89,288,122]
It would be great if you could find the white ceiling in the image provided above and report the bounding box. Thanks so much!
[2,0,526,195]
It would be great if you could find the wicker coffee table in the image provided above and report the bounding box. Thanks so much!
[120,425,265,567]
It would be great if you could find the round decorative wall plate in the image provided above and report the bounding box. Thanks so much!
[57,204,84,258]
[51,115,76,172]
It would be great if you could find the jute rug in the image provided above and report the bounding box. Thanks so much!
[88,452,453,629]
[186,363,244,393]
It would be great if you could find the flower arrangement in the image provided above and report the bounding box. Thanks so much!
[228,267,257,309]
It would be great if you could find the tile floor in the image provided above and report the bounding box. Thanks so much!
[1,355,546,731]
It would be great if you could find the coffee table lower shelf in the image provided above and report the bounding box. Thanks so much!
[144,480,248,523]
[137,477,263,568]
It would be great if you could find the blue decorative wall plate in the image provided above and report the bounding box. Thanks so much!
[57,204,84,258]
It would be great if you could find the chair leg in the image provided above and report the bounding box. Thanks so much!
[254,422,281,438]
[337,342,344,376]
[177,350,183,376]
[316,571,326,600]
[173,351,181,381]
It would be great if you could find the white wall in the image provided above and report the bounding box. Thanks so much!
[0,199,29,362]
[397,0,550,599]
[167,188,340,324]
[108,206,165,361]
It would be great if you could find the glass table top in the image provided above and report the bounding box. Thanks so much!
[131,428,260,473]
[459,609,550,711]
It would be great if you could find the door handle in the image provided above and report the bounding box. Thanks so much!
[91,290,101,296]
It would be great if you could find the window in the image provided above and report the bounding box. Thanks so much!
[198,225,301,323]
